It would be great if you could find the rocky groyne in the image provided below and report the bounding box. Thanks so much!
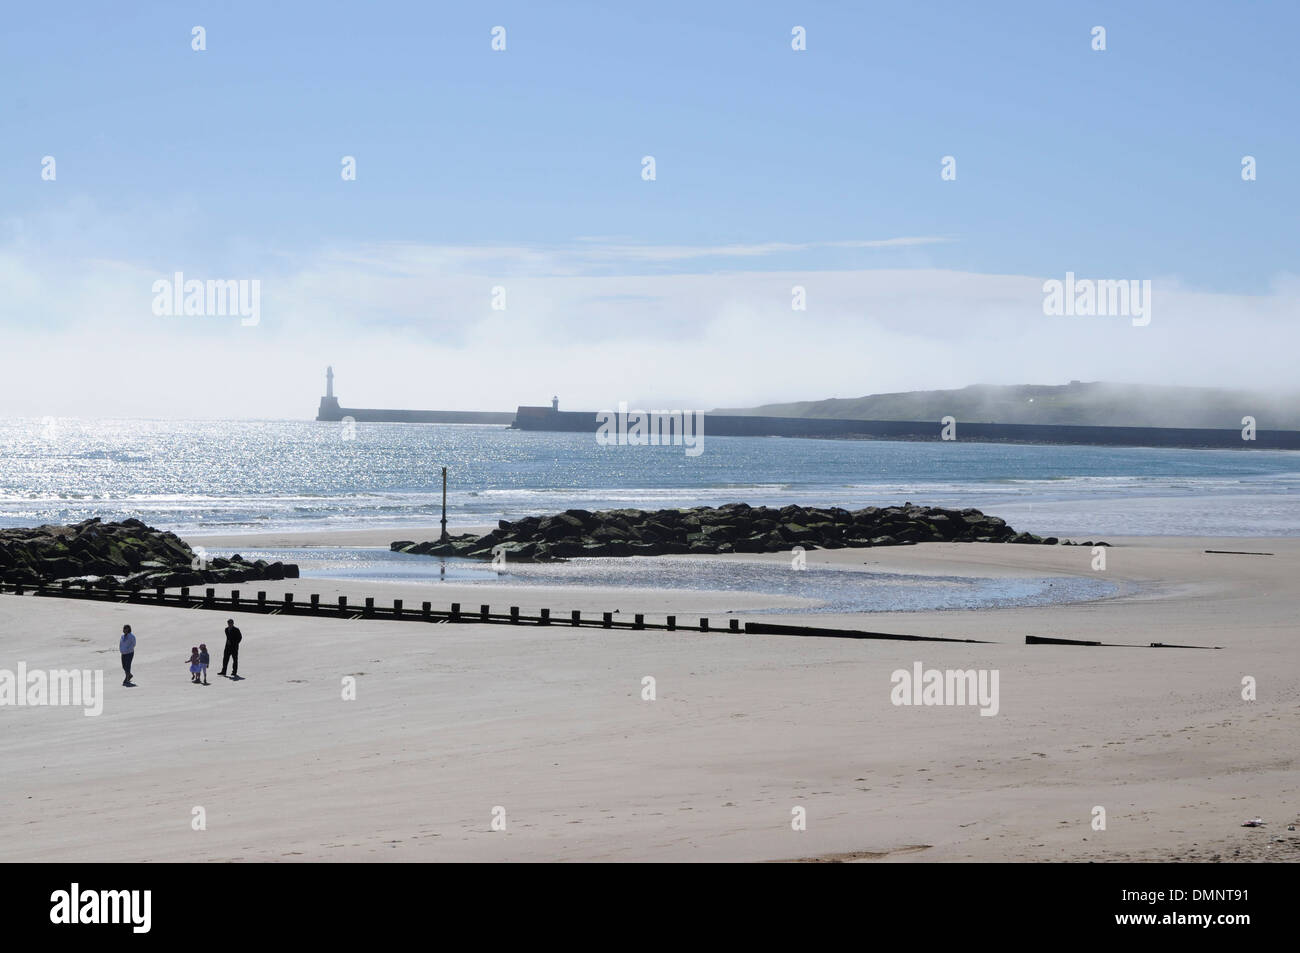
[0,518,298,589]
[392,503,1100,562]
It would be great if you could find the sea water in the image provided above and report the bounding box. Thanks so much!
[2,418,1298,538]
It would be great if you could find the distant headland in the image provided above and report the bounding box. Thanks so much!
[716,380,1300,431]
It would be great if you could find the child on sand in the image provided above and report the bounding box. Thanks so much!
[188,646,202,684]
[198,643,210,685]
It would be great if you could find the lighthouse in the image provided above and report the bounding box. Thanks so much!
[316,366,343,420]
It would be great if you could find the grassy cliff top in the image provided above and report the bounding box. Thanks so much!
[714,382,1300,430]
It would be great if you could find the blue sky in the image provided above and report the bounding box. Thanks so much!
[1,1,1297,416]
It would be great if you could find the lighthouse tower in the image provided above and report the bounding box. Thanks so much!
[316,366,343,420]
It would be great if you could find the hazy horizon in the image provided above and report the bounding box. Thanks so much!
[8,376,1300,424]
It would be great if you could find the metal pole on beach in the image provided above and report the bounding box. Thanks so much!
[440,466,449,542]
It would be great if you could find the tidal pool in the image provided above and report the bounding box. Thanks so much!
[229,547,1123,614]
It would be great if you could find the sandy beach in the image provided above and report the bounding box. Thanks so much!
[2,531,1296,863]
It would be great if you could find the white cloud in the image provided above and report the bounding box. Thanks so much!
[2,229,1297,419]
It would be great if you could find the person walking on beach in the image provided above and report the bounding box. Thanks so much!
[119,624,136,686]
[187,646,202,684]
[220,619,242,678]
[198,643,210,685]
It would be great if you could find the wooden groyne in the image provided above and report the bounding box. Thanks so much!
[745,621,988,643]
[0,580,1212,647]
[0,579,934,639]
[1025,635,1221,649]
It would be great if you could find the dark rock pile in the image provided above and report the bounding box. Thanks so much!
[0,518,298,589]
[392,502,1089,562]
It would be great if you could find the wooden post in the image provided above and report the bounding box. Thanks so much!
[284,593,293,611]
[180,586,190,604]
[422,601,431,619]
[155,586,165,602]
[204,587,215,607]
[364,597,374,617]
[539,608,550,625]
[393,599,403,618]
[729,619,740,632]
[310,593,320,613]
[571,610,581,626]
[338,595,348,614]
[440,466,449,542]
[700,618,709,632]
[634,614,644,630]
[257,591,267,609]
[602,612,612,628]
[231,590,240,606]
[450,602,461,621]
[666,615,676,630]
[510,606,520,624]
[480,604,489,622]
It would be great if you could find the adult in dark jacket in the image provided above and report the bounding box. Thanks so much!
[119,624,136,686]
[220,620,242,677]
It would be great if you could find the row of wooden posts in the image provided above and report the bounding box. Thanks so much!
[0,578,743,633]
[0,577,989,641]
[0,579,1211,647]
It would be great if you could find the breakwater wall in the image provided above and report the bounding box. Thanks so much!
[511,407,1300,449]
[316,396,514,425]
